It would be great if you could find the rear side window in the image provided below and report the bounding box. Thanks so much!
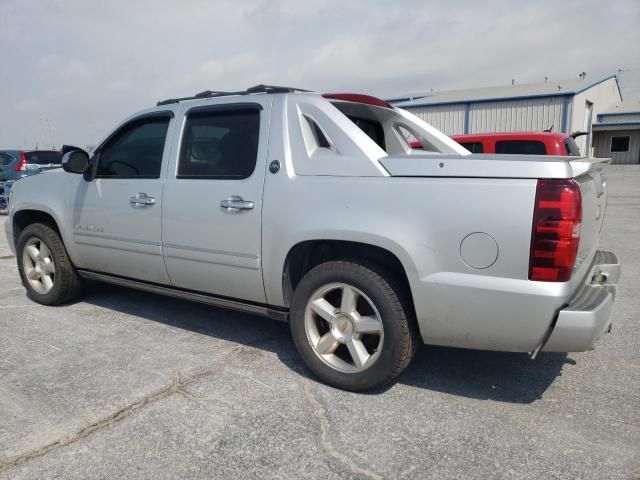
[495,140,547,155]
[96,117,170,179]
[24,151,62,165]
[459,142,484,153]
[564,138,580,156]
[0,153,15,166]
[178,107,260,179]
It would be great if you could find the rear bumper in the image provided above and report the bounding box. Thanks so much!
[542,250,621,352]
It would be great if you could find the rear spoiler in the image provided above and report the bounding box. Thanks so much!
[569,157,611,177]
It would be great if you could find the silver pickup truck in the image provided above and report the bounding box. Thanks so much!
[4,85,621,391]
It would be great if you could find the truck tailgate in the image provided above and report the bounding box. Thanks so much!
[570,165,609,292]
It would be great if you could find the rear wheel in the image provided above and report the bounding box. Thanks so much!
[290,260,417,391]
[17,223,83,305]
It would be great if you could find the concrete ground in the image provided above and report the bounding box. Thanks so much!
[0,166,638,479]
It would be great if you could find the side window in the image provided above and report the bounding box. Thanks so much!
[564,138,581,156]
[610,136,630,153]
[0,153,14,166]
[460,142,484,153]
[495,140,547,155]
[178,107,260,179]
[96,116,170,179]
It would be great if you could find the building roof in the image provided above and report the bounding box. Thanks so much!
[388,75,619,108]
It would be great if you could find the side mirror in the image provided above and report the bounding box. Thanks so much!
[62,150,90,175]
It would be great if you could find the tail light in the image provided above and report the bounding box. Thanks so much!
[15,152,27,172]
[529,179,582,282]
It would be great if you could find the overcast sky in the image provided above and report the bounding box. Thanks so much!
[1,0,639,148]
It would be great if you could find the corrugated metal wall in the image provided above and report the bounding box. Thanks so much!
[593,129,640,164]
[408,104,467,135]
[405,97,565,135]
[469,97,564,133]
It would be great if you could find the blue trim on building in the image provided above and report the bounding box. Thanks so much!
[561,95,572,133]
[573,75,618,95]
[593,121,640,127]
[463,103,470,133]
[395,92,572,109]
[597,111,640,121]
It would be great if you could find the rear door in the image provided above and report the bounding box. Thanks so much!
[162,98,272,303]
[70,111,175,284]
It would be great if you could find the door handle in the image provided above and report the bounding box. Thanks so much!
[129,193,156,207]
[220,195,254,212]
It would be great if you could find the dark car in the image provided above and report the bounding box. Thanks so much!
[0,149,63,182]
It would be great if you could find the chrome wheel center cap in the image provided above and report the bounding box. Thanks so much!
[331,313,354,340]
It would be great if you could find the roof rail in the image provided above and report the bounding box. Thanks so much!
[157,84,310,106]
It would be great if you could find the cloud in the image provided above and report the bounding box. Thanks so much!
[0,0,638,148]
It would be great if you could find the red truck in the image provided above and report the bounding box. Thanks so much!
[412,132,583,156]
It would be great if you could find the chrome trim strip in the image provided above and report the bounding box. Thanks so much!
[74,232,162,247]
[163,253,259,270]
[163,243,258,259]
[74,241,162,256]
[77,270,288,322]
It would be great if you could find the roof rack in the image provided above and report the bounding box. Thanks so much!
[157,84,311,106]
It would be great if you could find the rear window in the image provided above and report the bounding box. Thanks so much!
[459,142,483,153]
[348,116,385,150]
[24,151,62,165]
[564,138,580,156]
[495,140,547,155]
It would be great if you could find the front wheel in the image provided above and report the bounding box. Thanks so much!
[16,222,83,305]
[290,260,417,391]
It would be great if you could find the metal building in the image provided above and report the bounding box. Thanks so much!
[387,75,623,158]
[592,101,640,164]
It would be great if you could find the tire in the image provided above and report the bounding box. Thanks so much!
[16,222,83,305]
[290,260,417,391]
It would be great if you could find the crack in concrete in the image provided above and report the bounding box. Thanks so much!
[0,334,287,473]
[302,381,383,480]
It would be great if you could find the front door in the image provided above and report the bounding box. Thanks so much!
[162,98,272,303]
[70,112,175,284]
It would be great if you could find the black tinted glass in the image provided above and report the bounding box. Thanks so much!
[348,116,385,149]
[25,151,62,165]
[0,153,14,166]
[611,136,630,152]
[178,108,260,179]
[564,138,581,156]
[495,140,547,155]
[460,142,483,153]
[96,117,170,178]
